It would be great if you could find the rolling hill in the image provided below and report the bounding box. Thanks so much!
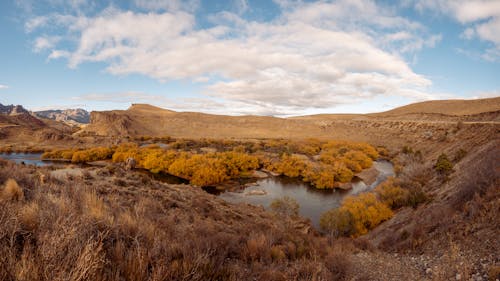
[81,98,500,150]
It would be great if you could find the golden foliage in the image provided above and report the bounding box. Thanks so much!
[71,147,114,163]
[375,177,410,209]
[41,138,379,190]
[320,193,393,237]
[169,152,259,186]
[42,148,78,160]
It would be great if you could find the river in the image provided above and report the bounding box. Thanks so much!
[216,160,394,229]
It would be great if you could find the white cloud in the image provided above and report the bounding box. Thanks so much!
[414,0,500,61]
[133,0,199,12]
[471,90,500,99]
[48,50,71,60]
[28,0,441,115]
[25,16,49,32]
[0,85,8,90]
[33,36,61,52]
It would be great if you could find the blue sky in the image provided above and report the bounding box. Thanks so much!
[0,0,499,116]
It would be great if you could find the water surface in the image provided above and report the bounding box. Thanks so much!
[218,160,394,229]
[0,153,52,166]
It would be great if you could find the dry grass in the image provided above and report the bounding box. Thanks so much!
[0,161,347,281]
[1,178,24,202]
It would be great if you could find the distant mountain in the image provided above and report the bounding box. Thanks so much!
[0,103,30,115]
[34,108,90,125]
[0,102,45,128]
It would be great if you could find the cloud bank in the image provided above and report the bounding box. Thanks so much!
[25,0,443,115]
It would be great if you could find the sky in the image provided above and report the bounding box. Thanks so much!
[0,0,499,116]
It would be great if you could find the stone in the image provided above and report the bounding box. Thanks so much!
[245,189,267,196]
[251,170,269,178]
[125,157,136,170]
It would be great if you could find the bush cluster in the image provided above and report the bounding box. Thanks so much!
[266,141,378,189]
[320,193,393,237]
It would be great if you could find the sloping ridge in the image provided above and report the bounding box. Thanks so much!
[373,97,500,116]
[85,104,319,138]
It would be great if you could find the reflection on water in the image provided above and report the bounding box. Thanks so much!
[218,160,395,230]
[0,153,53,166]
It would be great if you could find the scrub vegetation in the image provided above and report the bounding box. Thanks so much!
[41,138,379,188]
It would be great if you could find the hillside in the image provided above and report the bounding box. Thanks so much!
[373,97,500,116]
[0,103,73,146]
[85,104,318,139]
[82,98,500,150]
[0,103,45,128]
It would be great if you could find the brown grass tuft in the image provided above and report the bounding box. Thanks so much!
[1,178,24,202]
[19,202,40,232]
[83,191,113,225]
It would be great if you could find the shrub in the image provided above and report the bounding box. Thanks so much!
[401,145,414,155]
[71,147,114,163]
[406,186,428,208]
[42,149,77,160]
[1,178,24,202]
[270,196,300,218]
[435,153,453,176]
[375,177,410,209]
[321,193,393,237]
[341,193,393,236]
[320,208,353,238]
[325,252,351,281]
[19,201,40,231]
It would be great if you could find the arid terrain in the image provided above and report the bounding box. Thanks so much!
[0,97,499,280]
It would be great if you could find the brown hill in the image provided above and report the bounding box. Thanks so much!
[373,96,500,116]
[83,98,500,150]
[85,104,320,139]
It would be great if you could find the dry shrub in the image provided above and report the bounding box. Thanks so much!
[19,202,40,232]
[244,234,269,262]
[117,211,140,237]
[83,191,113,225]
[270,245,286,261]
[1,178,24,202]
[325,252,351,281]
[69,236,105,281]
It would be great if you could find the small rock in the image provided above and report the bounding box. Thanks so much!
[425,268,432,275]
[456,273,461,280]
[245,189,267,196]
[251,170,268,178]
